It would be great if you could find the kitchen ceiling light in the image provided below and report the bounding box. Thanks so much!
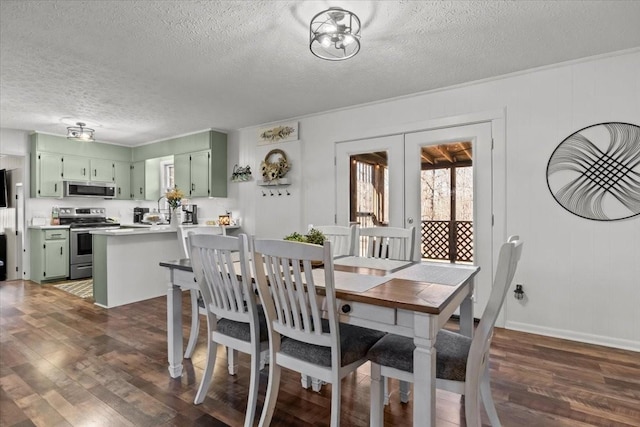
[67,122,95,141]
[310,7,361,61]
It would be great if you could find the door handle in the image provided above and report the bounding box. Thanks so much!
[407,217,414,224]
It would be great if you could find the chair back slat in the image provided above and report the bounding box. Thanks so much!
[359,226,416,261]
[189,233,255,324]
[254,239,336,348]
[177,226,224,259]
[315,225,358,256]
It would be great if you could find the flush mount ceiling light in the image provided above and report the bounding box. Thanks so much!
[309,7,361,61]
[66,122,95,141]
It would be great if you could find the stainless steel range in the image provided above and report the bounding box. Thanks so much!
[59,207,119,279]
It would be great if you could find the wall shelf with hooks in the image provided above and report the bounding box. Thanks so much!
[256,178,291,187]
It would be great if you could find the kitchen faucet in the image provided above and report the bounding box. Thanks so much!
[158,195,168,221]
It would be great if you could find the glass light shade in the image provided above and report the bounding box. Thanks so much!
[310,7,361,61]
[67,122,95,141]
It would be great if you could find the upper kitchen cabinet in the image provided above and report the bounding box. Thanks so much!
[61,156,114,182]
[61,155,90,180]
[130,161,146,200]
[174,150,210,198]
[129,156,170,201]
[30,133,131,198]
[90,158,115,182]
[33,152,63,197]
[133,130,227,198]
[209,131,227,197]
[113,161,131,200]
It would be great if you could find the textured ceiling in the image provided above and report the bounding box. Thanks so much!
[1,1,640,146]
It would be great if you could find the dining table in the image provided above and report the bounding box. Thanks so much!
[159,255,479,427]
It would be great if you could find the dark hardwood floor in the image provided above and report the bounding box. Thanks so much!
[1,280,639,426]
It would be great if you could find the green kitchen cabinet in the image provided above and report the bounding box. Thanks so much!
[209,131,227,197]
[130,161,146,200]
[62,156,114,182]
[174,150,210,198]
[61,155,90,180]
[30,229,69,284]
[33,152,63,197]
[114,161,131,199]
[91,158,115,182]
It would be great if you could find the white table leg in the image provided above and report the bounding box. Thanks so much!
[459,279,475,338]
[167,273,184,378]
[413,312,438,427]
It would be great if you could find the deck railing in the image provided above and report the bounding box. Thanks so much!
[421,220,473,263]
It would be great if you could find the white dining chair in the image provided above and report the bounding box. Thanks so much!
[176,225,224,359]
[253,239,385,427]
[314,225,358,257]
[358,226,416,261]
[189,233,268,426]
[366,235,524,427]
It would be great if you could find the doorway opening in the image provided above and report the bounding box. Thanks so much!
[420,142,473,263]
[349,152,388,227]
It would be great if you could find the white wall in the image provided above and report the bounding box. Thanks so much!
[232,50,640,351]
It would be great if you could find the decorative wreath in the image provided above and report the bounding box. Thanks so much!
[260,149,291,182]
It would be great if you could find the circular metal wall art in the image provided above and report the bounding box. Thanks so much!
[546,122,640,221]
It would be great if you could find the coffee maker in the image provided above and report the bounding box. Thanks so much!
[182,205,198,224]
[133,207,149,223]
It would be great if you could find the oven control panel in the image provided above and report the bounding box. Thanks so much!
[59,207,106,218]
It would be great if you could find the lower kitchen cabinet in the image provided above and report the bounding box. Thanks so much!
[30,228,69,284]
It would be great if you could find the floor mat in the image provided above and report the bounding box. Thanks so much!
[53,279,93,299]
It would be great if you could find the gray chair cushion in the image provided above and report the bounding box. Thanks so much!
[279,319,385,367]
[216,305,269,343]
[366,329,472,382]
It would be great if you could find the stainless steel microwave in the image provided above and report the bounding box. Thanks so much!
[64,181,116,198]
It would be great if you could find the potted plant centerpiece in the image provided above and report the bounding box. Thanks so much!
[284,228,327,266]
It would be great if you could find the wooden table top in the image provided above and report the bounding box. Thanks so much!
[159,258,479,315]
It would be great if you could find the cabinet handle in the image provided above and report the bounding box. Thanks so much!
[83,167,86,176]
[60,247,63,255]
[192,183,195,191]
[94,169,97,177]
[139,187,143,195]
[54,183,57,192]
[118,187,121,195]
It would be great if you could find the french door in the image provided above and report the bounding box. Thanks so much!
[405,123,493,313]
[336,122,495,315]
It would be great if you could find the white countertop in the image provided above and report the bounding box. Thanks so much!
[91,226,178,236]
[28,225,70,230]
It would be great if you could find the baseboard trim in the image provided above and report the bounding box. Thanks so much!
[505,321,640,352]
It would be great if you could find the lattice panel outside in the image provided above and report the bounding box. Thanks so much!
[455,221,473,262]
[421,220,450,260]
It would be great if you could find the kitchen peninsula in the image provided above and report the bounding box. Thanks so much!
[91,227,181,308]
[91,225,239,308]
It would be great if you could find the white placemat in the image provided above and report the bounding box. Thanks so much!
[312,269,389,293]
[334,256,412,271]
[389,263,477,286]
